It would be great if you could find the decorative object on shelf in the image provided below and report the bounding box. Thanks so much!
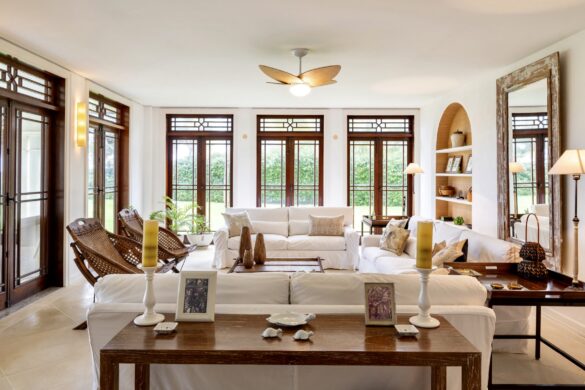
[450,130,466,148]
[253,232,267,264]
[261,327,283,339]
[239,225,253,259]
[364,282,396,326]
[451,155,463,173]
[175,271,217,322]
[445,157,454,173]
[292,329,314,341]
[457,190,464,199]
[509,162,525,219]
[549,149,585,289]
[438,185,456,197]
[453,216,465,226]
[134,220,165,327]
[466,187,473,202]
[465,155,473,173]
[259,48,341,97]
[409,267,440,329]
[243,249,254,269]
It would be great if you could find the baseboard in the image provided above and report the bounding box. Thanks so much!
[543,307,585,336]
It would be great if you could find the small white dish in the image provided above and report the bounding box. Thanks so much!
[153,322,178,334]
[267,312,312,327]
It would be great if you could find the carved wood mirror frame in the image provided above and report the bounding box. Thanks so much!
[496,52,561,270]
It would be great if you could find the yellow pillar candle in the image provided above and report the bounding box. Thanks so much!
[416,221,433,269]
[142,220,159,268]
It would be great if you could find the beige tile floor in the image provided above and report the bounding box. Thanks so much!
[0,247,583,389]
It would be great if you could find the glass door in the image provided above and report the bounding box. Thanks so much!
[7,103,50,303]
[0,100,6,309]
[87,124,119,232]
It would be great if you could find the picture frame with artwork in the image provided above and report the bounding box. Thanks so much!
[451,155,463,173]
[364,282,397,326]
[176,271,217,322]
[445,157,454,173]
[465,155,473,174]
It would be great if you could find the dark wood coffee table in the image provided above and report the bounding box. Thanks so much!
[100,313,480,390]
[228,257,324,273]
[445,262,585,389]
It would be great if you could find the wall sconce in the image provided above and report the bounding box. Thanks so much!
[242,133,248,140]
[76,102,87,147]
[332,133,339,140]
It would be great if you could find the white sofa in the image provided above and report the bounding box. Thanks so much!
[213,207,360,270]
[360,217,529,353]
[88,272,495,390]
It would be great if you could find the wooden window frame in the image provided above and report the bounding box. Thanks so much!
[347,115,414,218]
[256,115,324,207]
[165,114,234,229]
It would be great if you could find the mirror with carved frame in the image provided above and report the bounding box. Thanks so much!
[496,52,561,270]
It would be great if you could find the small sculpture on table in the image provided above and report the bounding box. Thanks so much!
[239,226,253,268]
[254,232,267,265]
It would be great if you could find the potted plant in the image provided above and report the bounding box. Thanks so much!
[453,216,465,226]
[149,196,213,246]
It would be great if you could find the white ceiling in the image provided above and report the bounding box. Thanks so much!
[1,0,585,108]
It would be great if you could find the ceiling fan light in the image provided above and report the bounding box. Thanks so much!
[290,83,311,97]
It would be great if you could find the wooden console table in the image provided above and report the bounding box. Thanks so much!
[445,262,585,389]
[228,257,324,273]
[100,314,481,390]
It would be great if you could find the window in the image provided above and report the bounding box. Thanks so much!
[166,115,233,231]
[511,112,548,213]
[257,115,323,207]
[87,93,129,232]
[347,116,414,225]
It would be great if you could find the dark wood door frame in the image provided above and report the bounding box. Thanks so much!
[256,115,324,207]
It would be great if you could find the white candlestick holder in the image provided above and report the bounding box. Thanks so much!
[134,265,165,326]
[409,267,440,329]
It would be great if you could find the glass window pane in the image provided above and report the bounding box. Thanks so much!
[294,140,319,206]
[206,140,230,231]
[382,140,408,216]
[260,140,286,207]
[104,192,115,232]
[349,140,375,224]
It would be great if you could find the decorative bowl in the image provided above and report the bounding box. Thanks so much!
[438,185,456,197]
[267,312,313,327]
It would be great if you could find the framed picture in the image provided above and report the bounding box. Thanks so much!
[465,155,473,173]
[445,157,454,173]
[451,155,463,173]
[176,271,217,322]
[364,282,397,326]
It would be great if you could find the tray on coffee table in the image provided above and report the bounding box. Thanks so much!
[228,257,324,273]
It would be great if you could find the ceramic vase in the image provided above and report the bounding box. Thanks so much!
[450,131,465,148]
[239,225,252,259]
[243,249,254,269]
[254,233,267,264]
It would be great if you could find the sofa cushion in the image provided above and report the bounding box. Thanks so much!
[252,221,289,237]
[434,222,465,244]
[289,207,353,227]
[290,273,487,306]
[287,235,346,251]
[227,234,287,251]
[222,211,254,237]
[362,246,412,263]
[460,230,520,262]
[308,215,345,236]
[379,225,410,255]
[95,273,291,305]
[226,207,289,222]
[289,220,310,236]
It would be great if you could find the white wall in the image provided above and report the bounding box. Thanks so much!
[0,38,144,285]
[420,29,585,324]
[145,108,420,215]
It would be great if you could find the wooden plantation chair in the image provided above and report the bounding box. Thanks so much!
[118,208,194,272]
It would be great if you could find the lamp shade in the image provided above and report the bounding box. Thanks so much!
[509,162,525,174]
[404,162,424,174]
[289,83,311,97]
[549,149,585,175]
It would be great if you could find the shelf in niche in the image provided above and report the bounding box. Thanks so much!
[436,145,472,154]
[436,196,472,206]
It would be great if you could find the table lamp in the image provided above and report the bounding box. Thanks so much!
[404,163,424,216]
[549,149,585,289]
[509,162,525,219]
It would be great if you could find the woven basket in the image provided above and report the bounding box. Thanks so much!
[517,213,547,280]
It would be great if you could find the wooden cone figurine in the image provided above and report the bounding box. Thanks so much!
[254,233,267,264]
[243,249,254,269]
[239,226,252,260]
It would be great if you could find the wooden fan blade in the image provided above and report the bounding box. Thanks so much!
[310,80,337,88]
[299,65,341,87]
[259,65,301,85]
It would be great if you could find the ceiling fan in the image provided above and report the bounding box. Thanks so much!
[259,48,341,97]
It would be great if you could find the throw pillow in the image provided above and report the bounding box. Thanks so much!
[379,224,410,256]
[308,215,345,236]
[388,218,409,229]
[432,241,447,256]
[453,239,469,262]
[222,212,254,237]
[432,244,464,267]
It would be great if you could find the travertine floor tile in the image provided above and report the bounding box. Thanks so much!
[0,377,13,390]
